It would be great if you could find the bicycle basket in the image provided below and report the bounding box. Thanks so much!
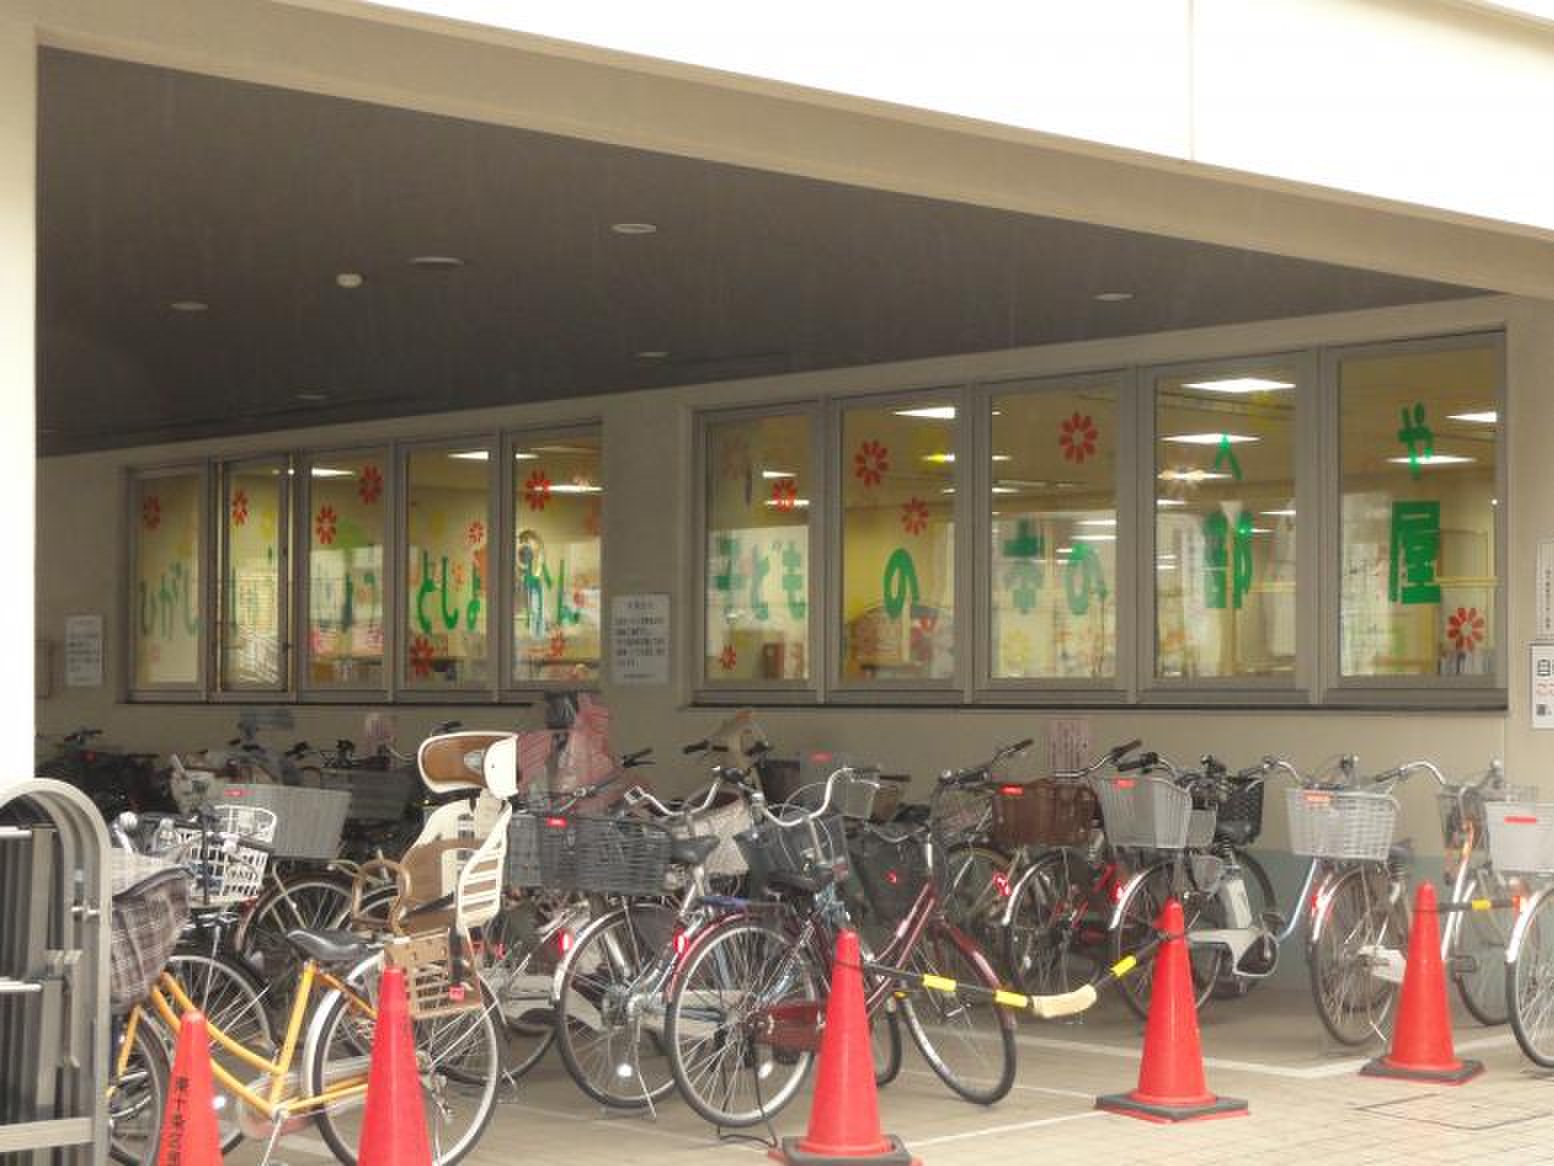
[383,929,481,1020]
[934,786,992,845]
[507,813,672,895]
[1215,781,1266,846]
[672,795,753,877]
[1484,802,1554,875]
[219,784,349,860]
[1285,787,1397,861]
[1437,784,1539,851]
[848,827,926,922]
[108,852,190,1012]
[735,813,849,896]
[1093,775,1201,850]
[990,779,1097,849]
[151,805,275,906]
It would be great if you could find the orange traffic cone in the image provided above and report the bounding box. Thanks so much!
[1361,881,1483,1084]
[156,1010,223,1166]
[771,929,918,1166]
[1096,898,1248,1123]
[358,965,434,1166]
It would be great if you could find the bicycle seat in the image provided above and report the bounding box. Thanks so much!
[671,834,721,868]
[286,928,374,966]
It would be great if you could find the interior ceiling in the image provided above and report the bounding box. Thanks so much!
[37,49,1484,457]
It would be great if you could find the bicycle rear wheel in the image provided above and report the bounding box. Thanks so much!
[942,843,1011,972]
[165,952,274,1153]
[1308,865,1407,1046]
[1509,890,1554,1067]
[108,1014,169,1165]
[234,872,355,982]
[1003,849,1093,997]
[1453,863,1514,1026]
[483,893,582,1080]
[899,924,1015,1105]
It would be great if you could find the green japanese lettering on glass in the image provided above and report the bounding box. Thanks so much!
[1064,543,1109,617]
[1389,499,1442,605]
[1001,518,1044,615]
[776,539,806,619]
[748,546,771,622]
[882,547,920,620]
[1203,511,1255,611]
[713,534,745,595]
[1396,403,1434,480]
[1211,434,1244,482]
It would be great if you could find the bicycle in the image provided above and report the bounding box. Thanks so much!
[1492,799,1554,1065]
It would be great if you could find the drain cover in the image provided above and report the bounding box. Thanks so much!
[1358,1092,1549,1131]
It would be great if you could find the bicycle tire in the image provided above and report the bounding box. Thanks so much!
[1003,849,1094,997]
[899,923,1016,1105]
[665,915,821,1127]
[108,1015,170,1165]
[164,952,274,1153]
[1453,863,1514,1026]
[1509,889,1554,1067]
[942,842,1012,969]
[1109,863,1222,1020]
[872,998,903,1088]
[551,904,677,1109]
[1210,848,1277,1000]
[233,872,355,983]
[1307,865,1407,1046]
[307,957,500,1166]
[483,894,578,1080]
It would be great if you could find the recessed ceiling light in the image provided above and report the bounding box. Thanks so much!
[895,406,956,420]
[169,300,208,313]
[611,222,658,235]
[922,453,955,464]
[1448,410,1498,424]
[1181,376,1294,394]
[409,255,465,269]
[449,450,490,461]
[296,391,330,403]
[1386,453,1475,466]
[1158,468,1232,483]
[761,470,796,479]
[335,272,364,289]
[310,466,353,478]
[1162,433,1260,446]
[1094,291,1133,302]
[634,350,669,360]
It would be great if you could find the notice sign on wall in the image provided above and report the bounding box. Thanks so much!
[611,594,670,685]
[1534,644,1554,731]
[65,614,104,688]
[1538,540,1554,641]
[1047,717,1092,773]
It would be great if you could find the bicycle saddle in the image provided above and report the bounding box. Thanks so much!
[285,927,374,966]
[670,834,721,868]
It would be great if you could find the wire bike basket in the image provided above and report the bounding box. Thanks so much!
[735,812,849,896]
[1437,783,1539,852]
[1092,775,1212,851]
[1483,802,1554,875]
[507,812,673,895]
[149,805,276,906]
[1285,787,1397,862]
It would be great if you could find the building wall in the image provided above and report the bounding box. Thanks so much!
[36,294,1550,873]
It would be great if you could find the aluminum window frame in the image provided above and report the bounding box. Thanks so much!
[211,453,293,698]
[692,401,825,704]
[1319,330,1508,706]
[125,461,211,701]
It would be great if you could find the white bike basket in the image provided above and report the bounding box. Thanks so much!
[155,805,276,906]
[1285,787,1397,862]
[1484,803,1554,875]
[1093,775,1203,850]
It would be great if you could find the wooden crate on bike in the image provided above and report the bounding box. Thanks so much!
[990,779,1097,849]
[383,930,482,1019]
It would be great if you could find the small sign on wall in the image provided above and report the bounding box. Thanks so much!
[1538,540,1554,642]
[65,614,104,688]
[611,594,670,686]
[1047,717,1092,773]
[1533,644,1554,731]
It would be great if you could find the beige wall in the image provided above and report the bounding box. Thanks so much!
[37,294,1553,859]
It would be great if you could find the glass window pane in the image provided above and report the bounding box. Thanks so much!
[307,451,387,688]
[405,444,491,687]
[132,470,202,688]
[990,383,1117,680]
[841,400,956,681]
[218,460,286,690]
[704,414,811,682]
[1155,365,1298,680]
[1339,342,1499,678]
[513,433,603,683]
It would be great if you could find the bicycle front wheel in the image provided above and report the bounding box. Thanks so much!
[1109,864,1222,1020]
[666,916,821,1128]
[1004,849,1092,997]
[108,1014,169,1165]
[1454,863,1514,1026]
[899,924,1015,1105]
[1308,865,1408,1046]
[308,959,500,1166]
[234,873,354,982]
[1509,889,1554,1066]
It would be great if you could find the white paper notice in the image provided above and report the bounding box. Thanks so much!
[1047,718,1092,773]
[1534,645,1554,731]
[65,614,103,688]
[611,594,670,685]
[1538,540,1554,641]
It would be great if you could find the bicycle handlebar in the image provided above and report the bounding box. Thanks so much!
[939,738,1034,787]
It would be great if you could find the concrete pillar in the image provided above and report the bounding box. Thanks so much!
[0,11,34,784]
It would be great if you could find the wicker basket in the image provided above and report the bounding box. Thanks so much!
[1484,803,1554,875]
[218,784,350,860]
[383,930,481,1019]
[108,853,190,1012]
[1285,787,1398,862]
[990,779,1097,849]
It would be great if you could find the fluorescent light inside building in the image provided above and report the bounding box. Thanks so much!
[450,450,490,461]
[1260,508,1297,518]
[310,467,353,478]
[764,498,810,508]
[922,453,955,464]
[1448,411,1498,424]
[895,406,956,420]
[1181,376,1294,394]
[1074,533,1116,542]
[761,470,796,479]
[1385,454,1475,466]
[1161,433,1260,446]
[1077,518,1117,527]
[1157,469,1231,483]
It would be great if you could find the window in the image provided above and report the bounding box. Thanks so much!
[130,467,204,690]
[1154,364,1299,681]
[305,450,388,689]
[404,443,492,688]
[988,380,1119,681]
[217,458,288,690]
[512,432,603,684]
[703,412,813,684]
[840,398,957,683]
[1338,338,1500,681]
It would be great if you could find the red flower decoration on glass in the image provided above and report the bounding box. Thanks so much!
[1447,606,1485,653]
[467,520,485,548]
[142,495,161,531]
[358,464,383,505]
[523,470,552,511]
[230,489,249,527]
[901,497,929,536]
[770,477,799,511]
[1058,412,1099,464]
[409,634,436,678]
[451,562,466,589]
[314,504,338,545]
[853,440,890,488]
[547,630,567,660]
[718,644,738,671]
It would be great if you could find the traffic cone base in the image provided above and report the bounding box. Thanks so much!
[1360,1055,1483,1085]
[770,1134,920,1166]
[1095,1090,1248,1124]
